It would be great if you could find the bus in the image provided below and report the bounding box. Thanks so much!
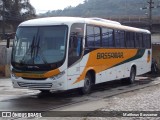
[10,17,151,94]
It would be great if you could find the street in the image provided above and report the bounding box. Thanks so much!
[0,75,160,120]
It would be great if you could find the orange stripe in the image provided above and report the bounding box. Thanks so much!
[73,49,138,84]
[44,69,60,78]
[14,69,60,79]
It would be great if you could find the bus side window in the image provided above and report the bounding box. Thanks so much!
[135,33,143,48]
[115,30,125,48]
[86,26,101,48]
[143,33,151,49]
[102,28,114,47]
[86,26,94,47]
[139,33,143,48]
[135,33,139,48]
[94,27,101,47]
[126,32,135,48]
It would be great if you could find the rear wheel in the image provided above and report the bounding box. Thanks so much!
[79,73,93,94]
[128,67,136,84]
[121,67,136,84]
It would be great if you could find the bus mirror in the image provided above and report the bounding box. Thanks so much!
[6,38,10,48]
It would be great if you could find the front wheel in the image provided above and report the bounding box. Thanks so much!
[79,73,93,95]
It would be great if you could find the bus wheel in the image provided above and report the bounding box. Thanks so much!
[128,67,136,84]
[80,73,93,94]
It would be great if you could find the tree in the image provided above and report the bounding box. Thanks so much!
[0,0,36,21]
[0,0,36,32]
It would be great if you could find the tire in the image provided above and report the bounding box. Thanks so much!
[79,73,93,95]
[127,67,136,84]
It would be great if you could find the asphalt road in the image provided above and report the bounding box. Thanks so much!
[0,76,160,120]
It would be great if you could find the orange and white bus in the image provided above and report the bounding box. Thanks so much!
[11,17,151,94]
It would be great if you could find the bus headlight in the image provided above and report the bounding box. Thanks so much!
[11,72,20,79]
[50,71,65,80]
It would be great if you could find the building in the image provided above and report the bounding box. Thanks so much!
[152,34,160,69]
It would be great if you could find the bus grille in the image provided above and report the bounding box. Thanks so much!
[22,77,47,80]
[18,82,52,89]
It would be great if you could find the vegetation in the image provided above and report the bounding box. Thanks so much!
[0,0,35,20]
[0,0,36,32]
[39,0,160,17]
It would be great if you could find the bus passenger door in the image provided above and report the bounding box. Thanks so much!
[67,23,84,90]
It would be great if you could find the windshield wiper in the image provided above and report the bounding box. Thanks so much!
[31,36,36,58]
[20,36,36,65]
[35,37,48,64]
[20,36,48,65]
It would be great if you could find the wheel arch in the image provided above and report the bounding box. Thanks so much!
[86,69,96,84]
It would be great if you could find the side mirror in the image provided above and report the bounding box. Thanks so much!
[6,38,10,48]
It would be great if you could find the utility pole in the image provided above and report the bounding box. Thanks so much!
[140,0,160,32]
[148,0,153,32]
[2,0,5,40]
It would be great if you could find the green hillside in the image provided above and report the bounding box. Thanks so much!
[39,0,160,17]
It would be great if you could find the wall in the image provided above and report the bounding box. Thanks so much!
[0,45,11,77]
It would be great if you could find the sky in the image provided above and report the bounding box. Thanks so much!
[30,0,84,14]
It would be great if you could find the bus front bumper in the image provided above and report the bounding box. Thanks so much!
[11,76,66,91]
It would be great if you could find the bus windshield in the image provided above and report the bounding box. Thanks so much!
[12,25,68,65]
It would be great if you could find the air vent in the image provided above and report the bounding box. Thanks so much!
[18,82,52,89]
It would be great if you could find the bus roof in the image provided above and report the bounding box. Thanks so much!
[19,17,150,34]
[19,17,85,26]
